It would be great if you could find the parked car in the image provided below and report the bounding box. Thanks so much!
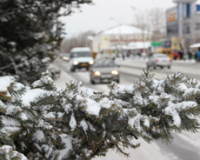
[69,47,94,72]
[147,54,172,69]
[62,53,70,61]
[90,59,120,84]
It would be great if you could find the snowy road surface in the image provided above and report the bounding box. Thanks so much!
[50,59,200,160]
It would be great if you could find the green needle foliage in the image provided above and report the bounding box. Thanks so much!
[0,0,91,84]
[0,70,200,159]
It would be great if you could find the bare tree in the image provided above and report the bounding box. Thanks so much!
[61,30,95,53]
[132,7,166,41]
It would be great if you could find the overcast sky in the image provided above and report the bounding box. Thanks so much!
[60,0,200,38]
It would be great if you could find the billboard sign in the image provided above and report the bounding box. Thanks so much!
[167,8,177,22]
[162,40,171,48]
[171,38,185,50]
[151,41,162,47]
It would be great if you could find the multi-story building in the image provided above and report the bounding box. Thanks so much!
[91,25,152,52]
[166,0,200,48]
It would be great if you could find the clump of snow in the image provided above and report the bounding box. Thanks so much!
[152,79,165,93]
[0,145,28,160]
[69,113,77,131]
[129,138,140,147]
[85,98,101,116]
[164,101,197,127]
[0,76,15,92]
[64,104,72,114]
[80,120,88,133]
[56,134,73,160]
[33,130,45,141]
[13,82,25,91]
[100,97,113,109]
[0,100,6,108]
[45,112,55,119]
[178,83,188,92]
[82,148,93,157]
[32,70,55,89]
[143,116,150,128]
[20,89,51,107]
[128,114,143,132]
[88,122,96,131]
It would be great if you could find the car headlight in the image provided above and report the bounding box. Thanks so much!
[73,61,79,65]
[63,56,68,60]
[92,71,101,76]
[89,60,94,65]
[111,70,119,75]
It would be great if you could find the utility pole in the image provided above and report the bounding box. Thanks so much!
[110,17,123,56]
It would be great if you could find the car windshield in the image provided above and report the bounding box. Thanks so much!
[63,54,70,57]
[93,60,116,68]
[72,52,92,57]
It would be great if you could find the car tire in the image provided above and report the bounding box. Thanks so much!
[154,66,156,69]
[86,67,89,71]
[160,66,163,69]
[70,67,75,72]
[91,80,95,85]
[168,66,171,69]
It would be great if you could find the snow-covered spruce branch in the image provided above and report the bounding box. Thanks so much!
[0,70,200,160]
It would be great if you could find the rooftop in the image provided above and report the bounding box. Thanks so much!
[101,25,151,35]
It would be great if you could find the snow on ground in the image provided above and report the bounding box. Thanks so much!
[50,60,200,160]
[94,138,171,160]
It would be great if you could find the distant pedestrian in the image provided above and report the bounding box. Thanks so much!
[178,50,183,60]
[122,54,125,60]
[197,48,200,62]
[195,51,198,61]
[173,50,179,60]
[188,50,192,60]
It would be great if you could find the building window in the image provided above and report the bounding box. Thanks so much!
[183,3,191,18]
[186,26,190,34]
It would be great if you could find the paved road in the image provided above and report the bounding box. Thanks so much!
[115,58,200,80]
[51,59,200,160]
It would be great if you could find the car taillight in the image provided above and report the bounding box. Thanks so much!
[170,59,172,62]
[156,59,159,62]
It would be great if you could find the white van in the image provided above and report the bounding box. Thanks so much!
[69,47,94,72]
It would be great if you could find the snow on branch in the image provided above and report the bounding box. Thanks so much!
[0,70,200,159]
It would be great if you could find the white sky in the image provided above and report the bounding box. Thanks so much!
[60,0,200,38]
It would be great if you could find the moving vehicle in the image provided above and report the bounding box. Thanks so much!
[101,49,116,59]
[62,53,70,61]
[154,48,174,60]
[147,54,172,69]
[92,51,98,59]
[69,47,94,72]
[90,59,120,84]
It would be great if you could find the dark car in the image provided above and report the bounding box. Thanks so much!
[90,59,120,84]
[62,53,70,61]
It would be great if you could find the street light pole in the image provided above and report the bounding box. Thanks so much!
[110,17,122,57]
[131,6,146,55]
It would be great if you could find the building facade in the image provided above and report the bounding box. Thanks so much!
[91,25,152,52]
[166,0,200,48]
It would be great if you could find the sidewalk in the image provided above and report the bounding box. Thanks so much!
[115,57,200,80]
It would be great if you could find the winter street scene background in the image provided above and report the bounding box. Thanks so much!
[1,0,200,160]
